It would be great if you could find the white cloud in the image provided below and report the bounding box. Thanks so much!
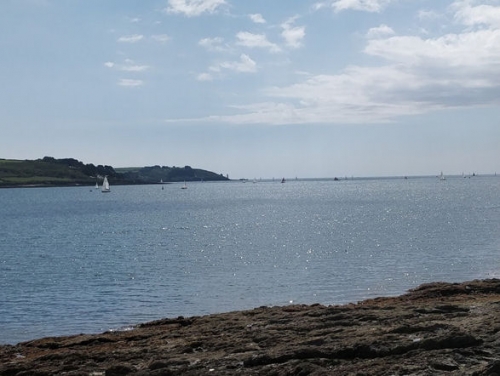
[118,79,144,87]
[197,72,213,81]
[104,59,149,72]
[249,13,266,24]
[417,9,440,21]
[199,37,229,52]
[198,54,257,81]
[152,34,171,43]
[117,34,144,43]
[120,64,149,72]
[200,102,303,125]
[198,67,426,125]
[165,0,227,17]
[236,32,281,53]
[312,2,328,11]
[315,0,393,13]
[364,30,500,72]
[281,17,305,48]
[452,0,500,27]
[366,24,395,39]
[186,2,500,125]
[219,54,257,73]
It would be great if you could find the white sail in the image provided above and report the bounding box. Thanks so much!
[102,176,110,192]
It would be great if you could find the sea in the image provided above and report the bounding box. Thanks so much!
[1,176,499,345]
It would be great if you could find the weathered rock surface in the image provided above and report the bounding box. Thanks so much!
[3,279,500,375]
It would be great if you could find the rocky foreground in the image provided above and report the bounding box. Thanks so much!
[3,280,500,375]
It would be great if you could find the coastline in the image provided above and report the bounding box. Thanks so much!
[2,279,500,375]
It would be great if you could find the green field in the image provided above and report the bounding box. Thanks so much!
[0,159,94,187]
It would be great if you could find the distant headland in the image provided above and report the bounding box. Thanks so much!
[0,157,229,188]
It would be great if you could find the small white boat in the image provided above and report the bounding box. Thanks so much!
[101,176,111,193]
[440,171,446,181]
[95,181,98,189]
[181,181,187,189]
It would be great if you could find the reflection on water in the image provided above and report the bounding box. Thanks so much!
[0,177,499,344]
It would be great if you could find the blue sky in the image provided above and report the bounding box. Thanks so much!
[1,0,499,179]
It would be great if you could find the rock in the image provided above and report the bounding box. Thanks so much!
[2,279,500,375]
[477,360,500,376]
[105,364,135,375]
[432,360,459,372]
[148,361,169,370]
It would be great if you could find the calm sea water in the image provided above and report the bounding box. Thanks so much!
[1,177,499,344]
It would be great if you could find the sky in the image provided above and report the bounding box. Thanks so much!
[1,0,499,179]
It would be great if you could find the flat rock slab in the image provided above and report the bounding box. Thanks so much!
[2,279,500,375]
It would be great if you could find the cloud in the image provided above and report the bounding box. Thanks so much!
[164,0,227,17]
[366,24,395,39]
[417,9,440,21]
[152,34,171,43]
[191,67,428,125]
[249,13,266,24]
[117,34,144,43]
[192,102,304,125]
[219,54,257,73]
[120,65,149,72]
[197,72,213,81]
[281,17,305,48]
[182,1,500,125]
[236,32,281,53]
[364,30,500,72]
[315,0,393,13]
[452,0,500,27]
[104,59,149,72]
[118,79,144,87]
[197,54,257,81]
[199,37,229,52]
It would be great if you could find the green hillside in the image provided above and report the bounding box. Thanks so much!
[0,157,229,188]
[115,165,228,184]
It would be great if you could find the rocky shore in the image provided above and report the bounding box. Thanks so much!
[3,279,500,375]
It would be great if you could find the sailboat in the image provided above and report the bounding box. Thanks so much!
[181,181,188,189]
[440,171,446,181]
[95,181,99,189]
[101,176,111,193]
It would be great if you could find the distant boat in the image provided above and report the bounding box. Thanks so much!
[95,181,98,189]
[101,176,111,193]
[440,172,446,181]
[181,181,188,189]
[281,177,286,183]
